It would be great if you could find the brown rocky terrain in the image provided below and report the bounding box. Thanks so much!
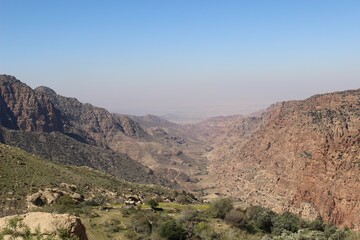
[0,75,205,187]
[204,89,360,229]
[1,74,360,229]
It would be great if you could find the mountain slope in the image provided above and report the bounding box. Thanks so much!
[0,75,172,186]
[0,143,177,217]
[0,75,206,187]
[206,89,360,228]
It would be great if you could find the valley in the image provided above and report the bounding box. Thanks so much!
[0,74,359,239]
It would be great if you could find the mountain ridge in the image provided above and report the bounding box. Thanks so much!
[1,74,360,229]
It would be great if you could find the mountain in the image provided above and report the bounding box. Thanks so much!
[2,74,360,229]
[0,75,170,186]
[0,75,206,187]
[203,89,360,229]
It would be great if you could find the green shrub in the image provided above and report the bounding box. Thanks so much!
[57,195,75,206]
[180,209,200,223]
[208,198,233,219]
[272,212,302,235]
[246,206,275,233]
[176,195,192,204]
[146,199,159,210]
[159,220,187,240]
[328,229,348,240]
[308,217,325,231]
[324,224,337,238]
[225,209,249,229]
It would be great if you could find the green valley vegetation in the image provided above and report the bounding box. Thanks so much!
[79,198,357,240]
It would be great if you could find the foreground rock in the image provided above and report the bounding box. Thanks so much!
[0,212,88,240]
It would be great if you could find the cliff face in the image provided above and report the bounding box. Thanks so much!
[0,75,201,186]
[0,75,151,149]
[0,75,62,132]
[208,89,360,228]
[0,75,171,186]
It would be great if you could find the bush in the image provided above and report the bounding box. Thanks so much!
[225,209,249,229]
[193,221,218,240]
[272,212,302,235]
[308,217,325,231]
[246,206,274,233]
[176,195,192,204]
[146,199,159,210]
[159,220,187,240]
[180,209,200,223]
[208,198,233,219]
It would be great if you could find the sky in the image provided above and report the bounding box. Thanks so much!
[0,1,359,121]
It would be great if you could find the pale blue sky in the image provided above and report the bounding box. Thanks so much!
[0,1,359,119]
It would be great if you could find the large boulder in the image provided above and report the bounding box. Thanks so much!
[0,212,88,240]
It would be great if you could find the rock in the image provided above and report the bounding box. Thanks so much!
[71,193,84,202]
[60,183,77,192]
[0,212,88,240]
[42,190,59,205]
[27,193,46,207]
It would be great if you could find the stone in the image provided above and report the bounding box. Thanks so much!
[0,212,88,240]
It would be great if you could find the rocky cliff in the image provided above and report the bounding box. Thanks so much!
[0,75,203,186]
[0,75,170,186]
[207,89,360,228]
[0,75,62,132]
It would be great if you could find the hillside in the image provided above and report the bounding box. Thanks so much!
[204,89,360,229]
[0,75,207,186]
[0,143,180,217]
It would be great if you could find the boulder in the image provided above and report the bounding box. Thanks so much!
[27,193,46,207]
[0,212,88,240]
[71,193,84,202]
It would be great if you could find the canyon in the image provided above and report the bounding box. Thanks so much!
[0,74,359,229]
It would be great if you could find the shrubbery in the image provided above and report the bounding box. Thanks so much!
[146,198,159,210]
[208,198,233,219]
[159,220,187,240]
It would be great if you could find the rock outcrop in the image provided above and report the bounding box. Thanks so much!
[207,89,360,228]
[0,75,62,132]
[0,212,88,240]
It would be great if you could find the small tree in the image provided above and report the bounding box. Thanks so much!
[208,198,233,219]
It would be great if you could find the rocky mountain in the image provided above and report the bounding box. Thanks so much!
[0,75,171,186]
[204,89,360,229]
[2,74,360,230]
[0,75,62,132]
[0,75,206,187]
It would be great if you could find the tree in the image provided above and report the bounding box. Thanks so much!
[208,198,233,219]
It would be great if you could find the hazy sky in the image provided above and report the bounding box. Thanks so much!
[0,1,359,120]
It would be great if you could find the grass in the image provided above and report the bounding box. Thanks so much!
[0,144,179,217]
